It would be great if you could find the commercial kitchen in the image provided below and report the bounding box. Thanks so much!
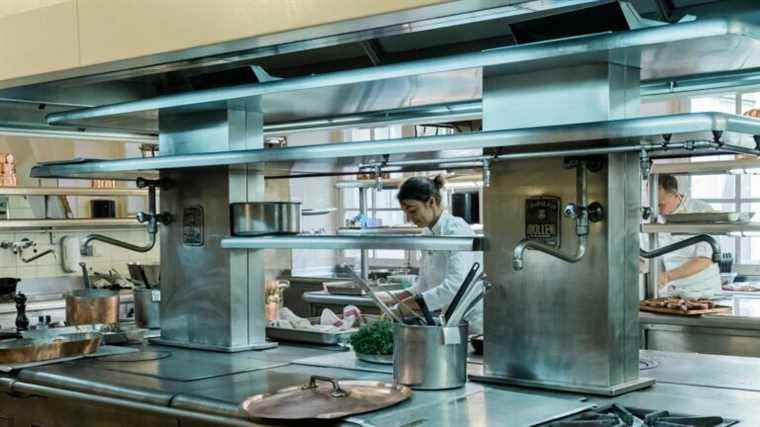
[4,1,760,425]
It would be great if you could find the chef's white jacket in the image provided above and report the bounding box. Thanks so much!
[412,211,483,334]
[657,197,721,299]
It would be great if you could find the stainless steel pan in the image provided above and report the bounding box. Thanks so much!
[230,202,301,236]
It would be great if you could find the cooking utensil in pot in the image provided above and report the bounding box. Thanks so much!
[446,278,490,328]
[65,263,119,326]
[378,284,426,325]
[416,294,436,326]
[127,263,160,288]
[230,202,301,236]
[347,269,400,322]
[444,262,480,323]
[240,375,411,421]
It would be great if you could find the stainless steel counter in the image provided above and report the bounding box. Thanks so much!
[640,305,760,357]
[3,344,760,426]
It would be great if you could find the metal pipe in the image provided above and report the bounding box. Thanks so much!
[20,249,56,264]
[81,230,157,254]
[80,178,169,255]
[647,173,660,299]
[359,187,369,280]
[358,141,722,171]
[0,124,157,144]
[513,164,590,271]
[262,101,481,135]
[43,19,751,124]
[221,235,483,251]
[719,143,760,156]
[639,234,721,263]
[9,381,253,427]
[32,113,759,178]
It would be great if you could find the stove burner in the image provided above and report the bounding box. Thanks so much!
[543,404,737,427]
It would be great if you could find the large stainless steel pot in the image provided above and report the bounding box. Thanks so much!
[393,322,468,390]
[230,202,301,236]
[65,263,119,326]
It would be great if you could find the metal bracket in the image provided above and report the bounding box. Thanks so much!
[712,130,724,147]
[639,148,652,180]
[481,158,492,187]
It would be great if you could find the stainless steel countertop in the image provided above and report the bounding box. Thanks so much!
[5,344,760,425]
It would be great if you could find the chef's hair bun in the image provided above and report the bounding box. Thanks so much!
[432,175,446,190]
[397,175,445,205]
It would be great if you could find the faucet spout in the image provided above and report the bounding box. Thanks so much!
[512,160,593,271]
[639,234,721,263]
[80,177,170,256]
[513,235,588,271]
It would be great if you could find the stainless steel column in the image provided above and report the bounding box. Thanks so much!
[475,64,653,395]
[154,99,274,351]
[359,187,369,280]
[647,174,660,299]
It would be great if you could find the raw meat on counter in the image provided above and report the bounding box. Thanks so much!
[640,297,716,312]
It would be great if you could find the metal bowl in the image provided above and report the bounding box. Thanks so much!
[230,202,301,236]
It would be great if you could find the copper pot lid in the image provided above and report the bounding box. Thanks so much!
[240,375,411,421]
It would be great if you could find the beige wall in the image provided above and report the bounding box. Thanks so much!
[0,134,158,279]
[0,0,450,82]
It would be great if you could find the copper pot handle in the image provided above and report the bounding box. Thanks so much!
[302,375,349,398]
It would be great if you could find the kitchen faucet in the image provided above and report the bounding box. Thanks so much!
[81,177,172,255]
[639,234,721,263]
[512,159,604,271]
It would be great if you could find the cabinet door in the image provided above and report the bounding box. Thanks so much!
[77,0,448,66]
[0,1,79,83]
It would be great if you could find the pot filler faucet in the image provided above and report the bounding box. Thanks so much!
[513,159,604,271]
[81,177,172,255]
[639,235,721,263]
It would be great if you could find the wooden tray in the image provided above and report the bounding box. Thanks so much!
[639,304,732,316]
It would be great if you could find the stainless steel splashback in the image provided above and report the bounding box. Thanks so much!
[155,100,273,351]
[476,63,651,395]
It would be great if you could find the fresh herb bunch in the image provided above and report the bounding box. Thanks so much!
[350,319,394,355]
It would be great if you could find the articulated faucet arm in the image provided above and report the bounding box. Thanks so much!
[513,235,587,271]
[80,177,170,255]
[639,234,721,263]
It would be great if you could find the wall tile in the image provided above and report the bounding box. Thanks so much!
[17,266,38,278]
[0,267,17,278]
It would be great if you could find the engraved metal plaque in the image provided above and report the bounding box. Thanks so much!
[525,196,561,248]
[182,206,204,246]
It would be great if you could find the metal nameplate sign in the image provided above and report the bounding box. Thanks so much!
[182,205,204,246]
[525,196,561,248]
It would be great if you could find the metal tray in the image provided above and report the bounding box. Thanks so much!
[665,212,755,223]
[267,318,356,346]
[355,352,393,365]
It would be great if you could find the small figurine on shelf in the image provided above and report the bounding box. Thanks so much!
[0,153,17,187]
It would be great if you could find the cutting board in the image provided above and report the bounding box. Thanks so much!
[639,304,732,316]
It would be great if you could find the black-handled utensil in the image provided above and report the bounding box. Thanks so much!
[416,294,436,326]
[444,262,480,323]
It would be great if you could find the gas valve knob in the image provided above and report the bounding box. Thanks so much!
[562,203,579,218]
[587,202,605,223]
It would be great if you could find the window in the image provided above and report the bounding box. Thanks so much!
[672,91,760,265]
[338,126,412,267]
